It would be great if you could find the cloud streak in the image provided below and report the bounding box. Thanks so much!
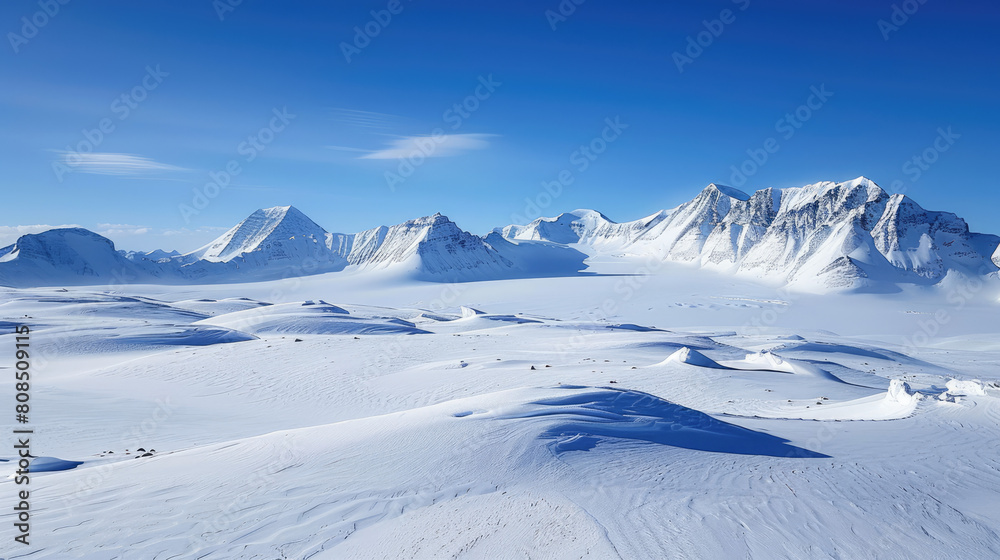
[96,223,152,236]
[359,133,495,160]
[53,152,188,176]
[330,108,400,130]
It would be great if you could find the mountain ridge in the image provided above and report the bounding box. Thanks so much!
[1,177,997,291]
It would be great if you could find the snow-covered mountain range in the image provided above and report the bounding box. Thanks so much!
[1,178,997,291]
[500,177,1000,290]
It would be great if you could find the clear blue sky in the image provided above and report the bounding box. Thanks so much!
[1,0,998,251]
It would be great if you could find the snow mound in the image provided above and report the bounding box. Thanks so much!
[111,325,257,347]
[460,306,485,318]
[743,350,789,370]
[753,380,923,421]
[196,301,428,335]
[886,379,922,406]
[726,350,846,382]
[944,379,988,397]
[658,347,725,368]
[168,297,271,316]
[506,387,828,458]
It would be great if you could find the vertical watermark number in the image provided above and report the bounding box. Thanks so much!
[13,324,33,546]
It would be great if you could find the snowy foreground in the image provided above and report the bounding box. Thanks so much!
[2,265,1000,559]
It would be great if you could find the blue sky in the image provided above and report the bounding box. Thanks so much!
[1,0,998,251]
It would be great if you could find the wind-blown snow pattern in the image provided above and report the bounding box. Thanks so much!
[3,280,1000,559]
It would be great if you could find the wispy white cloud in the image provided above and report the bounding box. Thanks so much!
[325,145,372,153]
[161,226,229,237]
[359,133,496,160]
[53,151,188,176]
[0,224,80,247]
[330,108,399,130]
[96,223,152,236]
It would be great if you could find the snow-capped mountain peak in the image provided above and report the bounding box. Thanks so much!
[0,228,152,287]
[347,213,515,278]
[704,182,751,201]
[498,177,999,291]
[187,205,331,263]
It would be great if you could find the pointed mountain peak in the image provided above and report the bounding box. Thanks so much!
[564,209,614,222]
[845,176,888,198]
[188,205,329,262]
[405,213,451,227]
[703,183,751,201]
[254,205,306,220]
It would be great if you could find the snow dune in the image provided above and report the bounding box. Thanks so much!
[506,386,828,457]
[655,346,726,368]
[1,281,999,559]
[195,300,428,335]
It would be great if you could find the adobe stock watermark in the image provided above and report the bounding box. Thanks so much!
[361,281,466,377]
[886,126,959,195]
[878,0,928,41]
[739,287,798,338]
[545,0,587,31]
[198,438,300,546]
[672,0,750,73]
[384,74,501,191]
[60,398,176,514]
[511,116,627,224]
[179,107,295,223]
[549,246,671,360]
[7,0,71,54]
[729,84,833,187]
[52,65,170,183]
[900,265,990,354]
[340,0,413,63]
[213,0,244,21]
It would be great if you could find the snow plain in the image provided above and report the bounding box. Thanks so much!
[1,259,999,559]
